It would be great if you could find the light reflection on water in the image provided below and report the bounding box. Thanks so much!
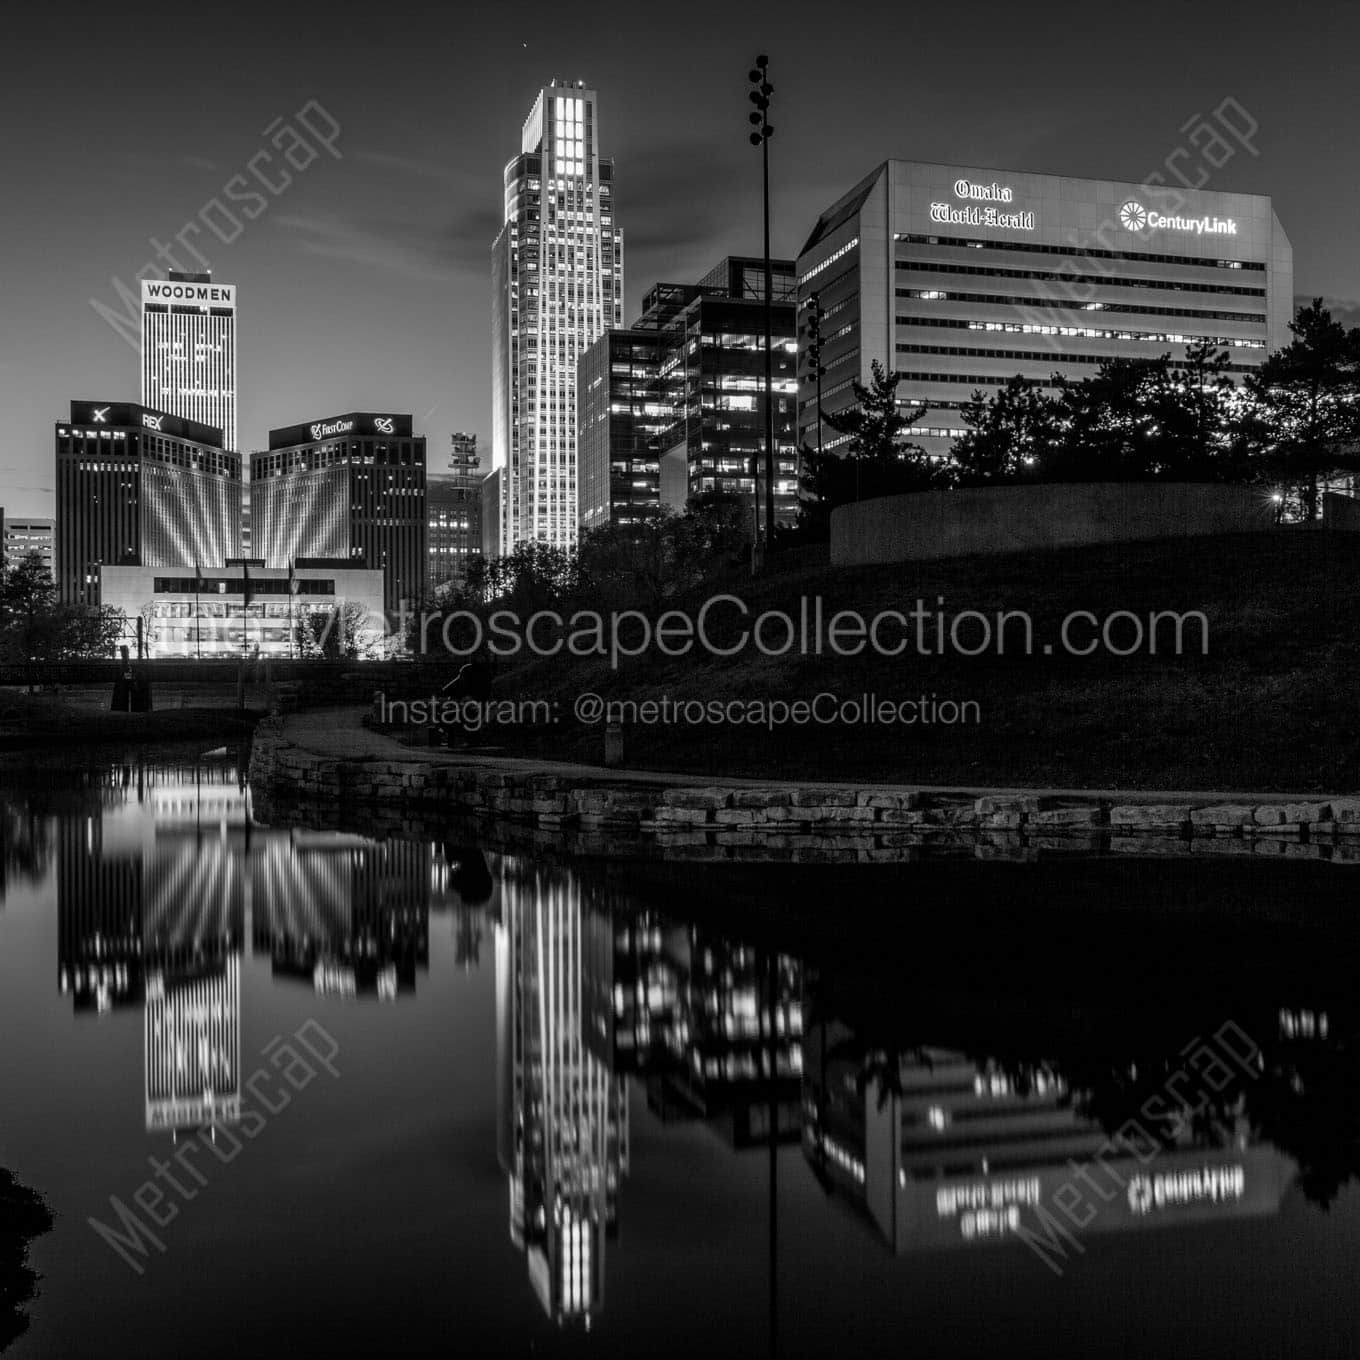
[0,756,1358,1360]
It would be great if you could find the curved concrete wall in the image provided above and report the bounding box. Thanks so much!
[830,483,1278,566]
[1323,492,1360,531]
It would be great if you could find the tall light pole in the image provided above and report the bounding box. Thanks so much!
[748,56,775,554]
[803,291,826,512]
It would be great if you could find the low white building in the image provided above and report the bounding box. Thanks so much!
[99,560,387,659]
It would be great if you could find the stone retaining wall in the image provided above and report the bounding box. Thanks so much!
[247,720,1360,864]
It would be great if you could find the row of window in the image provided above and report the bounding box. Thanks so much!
[152,577,338,596]
[898,316,1266,349]
[897,259,1266,298]
[894,342,1257,373]
[895,231,1265,272]
[896,287,1265,324]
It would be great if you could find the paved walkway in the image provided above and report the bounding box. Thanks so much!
[275,708,1346,804]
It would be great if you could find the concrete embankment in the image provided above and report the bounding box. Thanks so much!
[247,710,1360,865]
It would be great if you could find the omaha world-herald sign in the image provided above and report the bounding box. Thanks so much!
[927,176,1240,238]
[930,179,1036,231]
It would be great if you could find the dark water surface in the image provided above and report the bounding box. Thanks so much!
[1,754,1358,1359]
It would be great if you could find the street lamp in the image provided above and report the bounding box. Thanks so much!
[748,55,775,557]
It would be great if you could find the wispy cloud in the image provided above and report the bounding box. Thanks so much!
[272,205,502,282]
[353,149,471,184]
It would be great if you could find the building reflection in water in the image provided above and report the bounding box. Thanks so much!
[593,910,803,1147]
[54,760,437,1151]
[144,955,242,1135]
[496,862,629,1327]
[250,835,430,1002]
[800,1007,1296,1253]
[45,765,1333,1314]
[55,762,248,1135]
[431,843,493,971]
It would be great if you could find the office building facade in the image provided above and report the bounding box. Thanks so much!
[491,80,624,554]
[55,401,240,606]
[428,433,484,594]
[99,560,386,659]
[251,412,426,613]
[795,160,1294,464]
[578,256,799,531]
[577,328,665,531]
[3,516,55,578]
[141,271,238,452]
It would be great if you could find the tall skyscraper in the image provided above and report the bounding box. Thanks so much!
[141,270,238,452]
[55,401,240,606]
[491,80,623,555]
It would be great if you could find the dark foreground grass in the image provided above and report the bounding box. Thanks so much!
[464,530,1360,792]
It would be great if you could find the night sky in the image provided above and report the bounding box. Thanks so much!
[1,0,1356,517]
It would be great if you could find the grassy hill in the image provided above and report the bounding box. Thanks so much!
[460,530,1360,793]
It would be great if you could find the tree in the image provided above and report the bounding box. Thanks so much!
[0,1167,53,1353]
[1043,349,1247,483]
[294,601,374,660]
[408,499,750,659]
[1172,339,1248,479]
[1049,355,1183,480]
[577,497,747,613]
[800,361,950,536]
[466,540,578,613]
[0,553,62,664]
[1245,299,1360,519]
[952,375,1063,485]
[0,552,122,669]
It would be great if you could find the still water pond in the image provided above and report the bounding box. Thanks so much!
[1,755,1358,1358]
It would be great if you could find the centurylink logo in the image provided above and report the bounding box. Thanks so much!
[1119,199,1238,236]
[1119,200,1148,231]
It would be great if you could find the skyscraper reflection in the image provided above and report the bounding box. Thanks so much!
[250,835,430,1001]
[495,861,629,1326]
[589,908,803,1147]
[144,953,242,1135]
[57,817,144,1014]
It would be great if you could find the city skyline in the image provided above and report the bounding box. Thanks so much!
[3,0,1358,518]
